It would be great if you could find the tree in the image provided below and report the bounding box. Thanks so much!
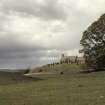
[80,14,105,70]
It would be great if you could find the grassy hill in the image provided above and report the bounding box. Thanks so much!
[0,64,105,105]
[30,64,85,73]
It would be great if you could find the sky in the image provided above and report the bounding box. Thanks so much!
[0,0,105,69]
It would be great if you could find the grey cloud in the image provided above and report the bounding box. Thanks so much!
[0,32,62,68]
[1,0,67,20]
[0,57,44,69]
[0,47,61,69]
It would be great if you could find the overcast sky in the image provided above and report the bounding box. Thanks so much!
[0,0,105,69]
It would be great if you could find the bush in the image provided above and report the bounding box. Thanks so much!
[24,68,30,74]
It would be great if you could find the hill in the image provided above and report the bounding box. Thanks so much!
[0,64,105,105]
[30,64,85,74]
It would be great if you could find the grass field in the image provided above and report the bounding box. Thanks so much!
[0,64,105,105]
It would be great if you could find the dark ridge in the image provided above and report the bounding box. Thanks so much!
[0,71,43,85]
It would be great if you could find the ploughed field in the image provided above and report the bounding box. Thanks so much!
[0,64,105,105]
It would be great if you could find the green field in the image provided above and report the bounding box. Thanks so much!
[0,64,105,105]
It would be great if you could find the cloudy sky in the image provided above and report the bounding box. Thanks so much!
[0,0,105,69]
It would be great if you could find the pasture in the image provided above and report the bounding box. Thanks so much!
[0,64,105,105]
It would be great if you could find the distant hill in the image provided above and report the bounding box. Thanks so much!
[0,71,37,85]
[0,69,26,72]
